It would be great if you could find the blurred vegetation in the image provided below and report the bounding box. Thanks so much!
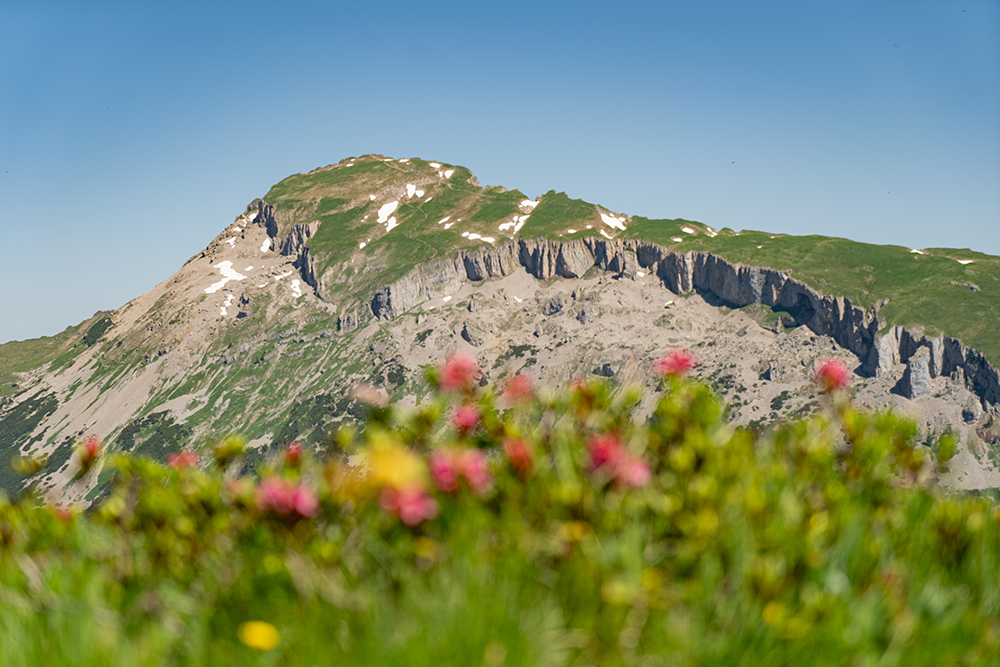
[0,359,998,666]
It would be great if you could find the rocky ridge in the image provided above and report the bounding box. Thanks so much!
[363,235,1000,413]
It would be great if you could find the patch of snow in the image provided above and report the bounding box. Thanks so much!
[513,296,522,303]
[481,237,495,244]
[291,279,303,298]
[424,196,433,203]
[385,217,399,233]
[244,266,254,271]
[567,229,576,234]
[513,215,529,234]
[233,226,242,232]
[520,199,538,210]
[261,237,272,253]
[205,261,248,294]
[444,169,454,178]
[275,271,293,281]
[461,232,470,238]
[672,237,683,243]
[225,237,237,247]
[600,229,612,239]
[909,249,924,255]
[706,230,718,238]
[247,211,258,222]
[399,158,409,163]
[468,233,482,240]
[369,194,376,201]
[377,201,399,223]
[429,162,441,168]
[586,225,592,229]
[637,271,645,278]
[416,190,424,197]
[257,283,268,288]
[600,213,627,231]
[220,294,235,316]
[359,242,366,249]
[442,296,452,302]
[406,184,416,198]
[681,227,695,234]
[757,245,762,249]
[444,223,454,229]
[438,216,451,225]
[956,259,975,265]
[345,163,354,167]
[665,301,674,307]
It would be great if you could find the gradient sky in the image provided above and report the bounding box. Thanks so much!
[1,0,998,344]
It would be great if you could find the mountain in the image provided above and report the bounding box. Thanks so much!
[2,154,998,500]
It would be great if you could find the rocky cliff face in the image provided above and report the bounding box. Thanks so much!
[350,234,1000,412]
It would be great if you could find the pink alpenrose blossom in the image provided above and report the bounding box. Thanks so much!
[439,354,481,392]
[256,477,319,518]
[617,455,651,488]
[379,487,439,526]
[429,450,461,493]
[588,433,624,472]
[167,450,200,470]
[457,448,493,496]
[814,358,850,393]
[503,438,533,477]
[451,404,481,433]
[430,448,493,496]
[655,349,699,377]
[500,374,534,404]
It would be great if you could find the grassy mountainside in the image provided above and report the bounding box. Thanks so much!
[0,154,997,503]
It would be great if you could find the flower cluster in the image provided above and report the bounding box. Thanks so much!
[167,450,200,470]
[429,448,493,496]
[655,348,699,377]
[255,477,319,518]
[587,433,651,488]
[814,357,850,393]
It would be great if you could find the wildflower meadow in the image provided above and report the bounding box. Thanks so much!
[0,352,997,666]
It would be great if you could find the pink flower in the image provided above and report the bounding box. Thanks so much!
[430,448,493,496]
[291,485,319,518]
[588,434,651,488]
[167,450,200,470]
[503,438,533,477]
[501,374,534,404]
[83,435,102,459]
[75,435,103,478]
[256,477,318,518]
[655,349,699,377]
[451,404,481,433]
[285,440,304,467]
[430,450,460,493]
[617,455,651,488]
[457,449,493,496]
[379,487,439,526]
[588,433,623,472]
[814,358,850,393]
[440,354,481,392]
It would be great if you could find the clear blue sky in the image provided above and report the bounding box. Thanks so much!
[1,1,998,344]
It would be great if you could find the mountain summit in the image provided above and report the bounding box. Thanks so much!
[1,155,998,499]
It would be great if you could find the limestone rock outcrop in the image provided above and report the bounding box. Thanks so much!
[355,235,999,411]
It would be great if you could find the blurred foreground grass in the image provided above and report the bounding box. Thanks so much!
[1,355,998,666]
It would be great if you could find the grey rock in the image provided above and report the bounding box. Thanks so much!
[338,312,358,333]
[577,305,600,325]
[902,347,932,399]
[462,321,486,347]
[541,293,565,316]
[593,363,619,377]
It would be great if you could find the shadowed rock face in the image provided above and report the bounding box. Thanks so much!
[352,234,1000,411]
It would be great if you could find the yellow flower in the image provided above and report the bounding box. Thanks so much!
[366,437,427,491]
[239,621,280,651]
